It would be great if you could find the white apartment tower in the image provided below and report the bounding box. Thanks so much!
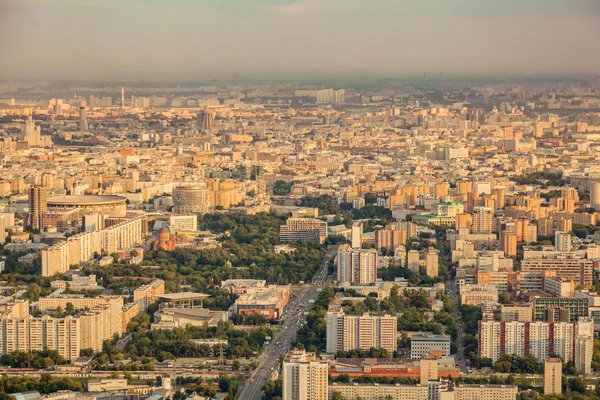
[282,350,328,400]
[337,244,377,285]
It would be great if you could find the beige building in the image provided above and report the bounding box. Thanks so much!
[326,308,397,354]
[42,216,146,276]
[133,279,165,312]
[453,385,518,400]
[479,318,593,371]
[459,285,499,306]
[425,247,439,278]
[0,300,29,318]
[328,383,428,400]
[0,315,81,360]
[419,355,439,384]
[337,244,378,285]
[279,218,327,244]
[500,304,533,322]
[521,258,593,287]
[39,295,123,337]
[544,358,562,395]
[122,302,139,333]
[283,350,328,400]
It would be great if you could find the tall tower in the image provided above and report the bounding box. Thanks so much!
[472,206,492,234]
[590,182,600,210]
[121,87,125,109]
[544,358,562,395]
[22,115,41,147]
[79,107,88,132]
[203,107,215,130]
[28,185,47,231]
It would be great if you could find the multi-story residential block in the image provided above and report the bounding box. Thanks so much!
[283,350,328,400]
[326,308,397,355]
[279,218,327,244]
[521,257,593,287]
[39,295,123,337]
[351,221,363,248]
[41,216,146,276]
[337,244,378,285]
[478,317,593,372]
[328,383,428,400]
[500,304,533,322]
[133,279,165,312]
[544,358,562,395]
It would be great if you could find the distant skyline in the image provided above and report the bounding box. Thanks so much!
[1,0,600,81]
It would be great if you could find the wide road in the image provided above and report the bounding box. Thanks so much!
[446,277,467,373]
[236,246,337,400]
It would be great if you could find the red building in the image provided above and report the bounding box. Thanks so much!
[154,225,176,251]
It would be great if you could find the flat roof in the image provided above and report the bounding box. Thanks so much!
[157,292,210,301]
[47,195,126,206]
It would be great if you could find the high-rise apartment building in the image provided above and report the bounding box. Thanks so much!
[591,182,600,210]
[351,221,363,248]
[425,247,438,278]
[501,232,517,257]
[133,279,165,312]
[544,358,562,395]
[478,318,593,371]
[28,185,47,231]
[282,350,328,400]
[0,215,5,245]
[374,228,406,251]
[39,295,124,337]
[472,207,492,234]
[407,250,420,272]
[492,187,506,209]
[337,244,377,285]
[326,308,397,354]
[555,231,572,252]
[42,216,146,276]
[419,354,439,384]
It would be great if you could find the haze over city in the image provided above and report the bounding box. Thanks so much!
[4,1,600,400]
[2,0,600,80]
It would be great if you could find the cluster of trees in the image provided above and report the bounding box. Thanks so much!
[97,323,273,363]
[174,375,239,400]
[573,224,600,239]
[493,354,543,374]
[262,377,282,400]
[273,180,294,196]
[336,348,391,359]
[511,172,565,188]
[299,195,340,215]
[460,305,488,366]
[593,339,600,372]
[0,350,66,369]
[86,213,325,307]
[0,375,83,395]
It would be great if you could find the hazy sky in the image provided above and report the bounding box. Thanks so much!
[1,0,600,81]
